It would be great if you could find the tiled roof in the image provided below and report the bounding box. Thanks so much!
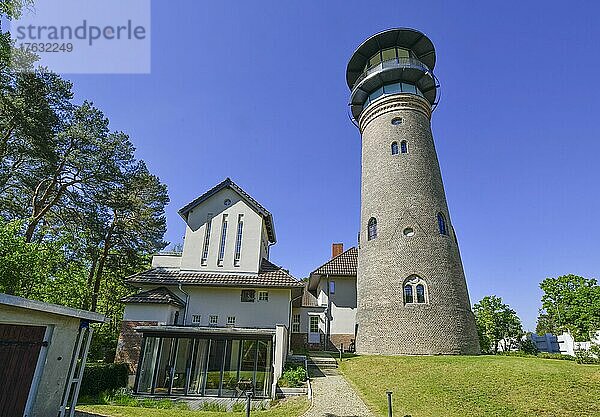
[312,247,358,276]
[301,285,320,307]
[121,287,185,307]
[178,178,276,243]
[127,259,303,288]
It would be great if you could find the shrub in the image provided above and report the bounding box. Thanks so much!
[538,352,576,361]
[199,402,227,411]
[574,349,600,365]
[519,338,539,355]
[278,363,307,388]
[80,362,129,397]
[232,402,245,412]
[97,388,188,409]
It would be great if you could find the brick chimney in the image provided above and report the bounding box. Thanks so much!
[332,243,344,258]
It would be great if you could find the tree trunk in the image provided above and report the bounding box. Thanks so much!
[83,256,97,310]
[90,220,115,312]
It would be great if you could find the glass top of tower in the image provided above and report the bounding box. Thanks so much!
[346,28,439,120]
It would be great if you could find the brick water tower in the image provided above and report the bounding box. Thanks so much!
[347,28,480,355]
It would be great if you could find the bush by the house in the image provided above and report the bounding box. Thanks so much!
[518,338,539,355]
[538,352,576,361]
[278,363,307,388]
[574,349,600,365]
[80,363,129,397]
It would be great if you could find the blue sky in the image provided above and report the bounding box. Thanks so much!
[66,1,600,330]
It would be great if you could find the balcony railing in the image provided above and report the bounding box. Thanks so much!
[351,57,432,91]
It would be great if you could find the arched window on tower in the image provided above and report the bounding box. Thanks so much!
[367,217,377,240]
[391,141,399,155]
[404,285,413,304]
[404,276,428,304]
[400,140,408,154]
[437,212,448,235]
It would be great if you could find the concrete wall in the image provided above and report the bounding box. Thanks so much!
[272,324,288,395]
[177,286,291,328]
[180,188,269,273]
[0,304,80,417]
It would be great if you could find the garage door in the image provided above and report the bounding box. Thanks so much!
[0,324,47,417]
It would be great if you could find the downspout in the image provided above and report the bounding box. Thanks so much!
[326,274,331,351]
[178,283,189,325]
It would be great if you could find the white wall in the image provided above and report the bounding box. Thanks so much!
[292,306,324,333]
[152,254,182,268]
[122,304,181,324]
[328,277,357,335]
[179,286,291,329]
[180,189,267,274]
[316,276,357,336]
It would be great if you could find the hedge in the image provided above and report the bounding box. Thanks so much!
[80,363,129,396]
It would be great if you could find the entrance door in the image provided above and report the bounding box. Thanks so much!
[0,324,46,417]
[308,316,321,344]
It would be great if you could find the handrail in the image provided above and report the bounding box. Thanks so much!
[351,57,432,90]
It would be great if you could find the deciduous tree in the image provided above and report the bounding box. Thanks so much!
[474,295,523,354]
[537,274,600,341]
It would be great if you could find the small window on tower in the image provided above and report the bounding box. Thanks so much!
[391,141,399,155]
[391,117,403,125]
[437,212,448,235]
[367,217,377,241]
[401,140,408,154]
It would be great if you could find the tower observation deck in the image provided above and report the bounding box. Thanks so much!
[346,28,439,121]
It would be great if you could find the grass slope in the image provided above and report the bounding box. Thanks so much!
[339,355,600,417]
[77,397,309,417]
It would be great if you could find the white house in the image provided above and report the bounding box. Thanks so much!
[115,178,303,399]
[290,244,358,351]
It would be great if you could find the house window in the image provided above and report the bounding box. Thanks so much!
[404,275,428,304]
[209,315,218,326]
[258,291,269,302]
[391,141,399,155]
[367,217,377,241]
[292,314,301,333]
[201,213,213,265]
[241,289,255,302]
[400,140,408,154]
[218,214,228,265]
[234,214,244,266]
[227,316,236,327]
[309,316,319,333]
[192,314,201,324]
[329,281,335,294]
[437,212,448,235]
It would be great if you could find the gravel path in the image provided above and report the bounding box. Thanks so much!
[302,367,376,417]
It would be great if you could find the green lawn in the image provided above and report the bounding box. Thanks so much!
[339,355,600,417]
[77,397,309,417]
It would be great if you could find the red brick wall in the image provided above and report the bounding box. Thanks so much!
[329,334,355,351]
[114,321,157,373]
